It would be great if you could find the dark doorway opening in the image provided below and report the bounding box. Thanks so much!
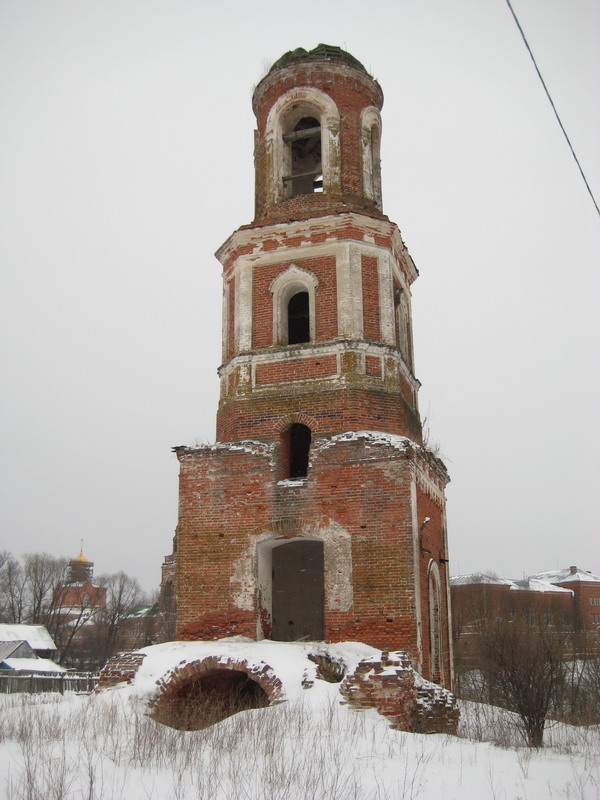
[288,423,311,478]
[271,539,324,641]
[287,291,310,344]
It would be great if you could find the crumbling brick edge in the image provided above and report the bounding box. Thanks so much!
[97,646,458,735]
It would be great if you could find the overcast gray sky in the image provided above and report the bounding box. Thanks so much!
[1,0,599,593]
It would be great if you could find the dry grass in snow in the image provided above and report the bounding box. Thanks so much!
[0,684,598,799]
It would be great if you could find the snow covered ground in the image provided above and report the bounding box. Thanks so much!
[0,680,597,799]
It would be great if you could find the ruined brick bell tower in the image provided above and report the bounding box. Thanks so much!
[175,45,453,686]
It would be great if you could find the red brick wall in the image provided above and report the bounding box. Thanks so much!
[175,435,451,685]
[255,355,337,385]
[252,256,337,348]
[559,579,600,632]
[217,385,422,445]
[365,355,382,377]
[361,255,380,340]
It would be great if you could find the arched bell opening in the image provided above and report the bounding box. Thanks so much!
[151,668,270,731]
[283,116,323,196]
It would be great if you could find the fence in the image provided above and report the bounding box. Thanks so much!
[0,671,98,695]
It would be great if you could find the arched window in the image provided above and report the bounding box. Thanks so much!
[270,265,319,346]
[283,116,322,196]
[428,560,443,683]
[360,106,383,210]
[281,423,311,479]
[287,291,310,344]
[394,287,411,365]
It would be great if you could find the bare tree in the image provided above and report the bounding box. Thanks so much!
[0,553,26,623]
[23,552,68,623]
[477,615,567,746]
[91,571,146,667]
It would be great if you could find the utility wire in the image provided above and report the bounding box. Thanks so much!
[505,0,600,218]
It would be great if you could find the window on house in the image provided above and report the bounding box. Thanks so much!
[283,117,322,196]
[287,291,310,344]
[284,423,311,479]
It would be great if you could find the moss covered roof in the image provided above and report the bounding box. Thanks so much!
[269,44,367,75]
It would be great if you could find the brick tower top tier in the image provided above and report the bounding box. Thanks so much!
[252,44,385,225]
[215,46,423,447]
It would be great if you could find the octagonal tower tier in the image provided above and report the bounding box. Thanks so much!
[217,44,421,448]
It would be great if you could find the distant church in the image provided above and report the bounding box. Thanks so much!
[172,45,453,687]
[53,547,106,615]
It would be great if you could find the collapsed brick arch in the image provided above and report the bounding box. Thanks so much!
[150,656,284,731]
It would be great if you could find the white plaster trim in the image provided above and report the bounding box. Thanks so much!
[264,86,341,206]
[378,251,396,346]
[222,281,229,363]
[336,243,364,339]
[218,340,421,394]
[216,213,418,285]
[235,261,253,351]
[410,475,423,674]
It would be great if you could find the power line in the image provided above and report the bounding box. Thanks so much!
[505,0,600,218]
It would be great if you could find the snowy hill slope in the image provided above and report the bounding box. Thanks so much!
[0,669,598,798]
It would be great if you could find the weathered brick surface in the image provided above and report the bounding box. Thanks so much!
[97,652,146,688]
[255,354,337,385]
[175,433,452,684]
[340,651,459,734]
[361,255,380,340]
[217,385,423,445]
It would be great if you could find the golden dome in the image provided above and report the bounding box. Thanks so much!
[73,544,89,563]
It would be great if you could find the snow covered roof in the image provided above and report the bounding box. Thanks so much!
[450,573,513,587]
[125,605,155,618]
[0,625,56,651]
[450,573,573,594]
[510,579,572,595]
[1,658,66,673]
[530,567,600,585]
